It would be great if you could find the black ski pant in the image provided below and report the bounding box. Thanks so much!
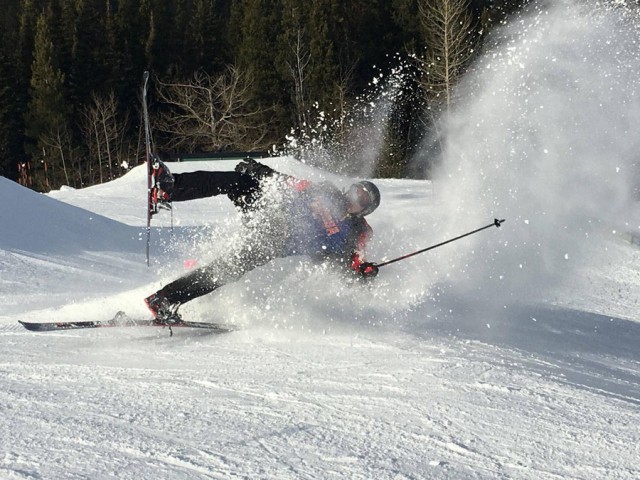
[171,170,259,204]
[159,244,278,305]
[157,170,284,306]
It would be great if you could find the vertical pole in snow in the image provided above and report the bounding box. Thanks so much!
[142,71,152,266]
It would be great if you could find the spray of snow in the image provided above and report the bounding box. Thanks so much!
[269,1,640,327]
[278,60,414,178]
[425,0,640,308]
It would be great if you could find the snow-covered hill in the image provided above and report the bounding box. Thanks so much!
[2,1,640,478]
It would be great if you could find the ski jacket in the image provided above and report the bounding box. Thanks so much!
[281,178,373,273]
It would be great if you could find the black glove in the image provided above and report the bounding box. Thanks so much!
[235,158,276,180]
[357,262,379,279]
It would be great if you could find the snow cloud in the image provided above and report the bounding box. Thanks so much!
[430,0,640,302]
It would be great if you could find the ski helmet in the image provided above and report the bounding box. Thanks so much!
[346,180,381,216]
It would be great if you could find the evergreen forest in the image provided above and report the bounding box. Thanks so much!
[0,0,526,191]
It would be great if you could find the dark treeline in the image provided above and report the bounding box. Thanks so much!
[0,0,525,191]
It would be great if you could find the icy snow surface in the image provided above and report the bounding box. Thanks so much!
[2,1,640,478]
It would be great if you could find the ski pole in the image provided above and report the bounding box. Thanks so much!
[375,218,505,268]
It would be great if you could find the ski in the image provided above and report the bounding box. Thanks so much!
[143,70,153,266]
[19,311,234,335]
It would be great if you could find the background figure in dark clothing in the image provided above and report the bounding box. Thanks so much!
[145,158,381,323]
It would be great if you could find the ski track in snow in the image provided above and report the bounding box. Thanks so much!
[1,326,639,479]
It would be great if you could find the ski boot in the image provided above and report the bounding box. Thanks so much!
[144,291,183,325]
[151,156,174,210]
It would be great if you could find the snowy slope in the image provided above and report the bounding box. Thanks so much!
[0,176,149,316]
[2,1,640,478]
[1,156,639,479]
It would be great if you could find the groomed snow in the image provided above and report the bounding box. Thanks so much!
[1,157,639,479]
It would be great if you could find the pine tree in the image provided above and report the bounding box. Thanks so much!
[232,0,287,144]
[17,0,40,84]
[0,0,26,180]
[144,0,178,76]
[69,0,110,107]
[276,0,347,137]
[186,0,228,74]
[15,0,41,156]
[390,0,421,52]
[25,12,68,189]
[112,0,143,105]
[46,0,75,84]
[306,0,340,110]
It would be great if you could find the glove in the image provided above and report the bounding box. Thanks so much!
[235,158,276,180]
[357,262,379,279]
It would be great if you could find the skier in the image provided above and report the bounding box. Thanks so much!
[144,158,381,323]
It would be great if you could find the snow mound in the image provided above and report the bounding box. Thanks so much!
[1,176,141,255]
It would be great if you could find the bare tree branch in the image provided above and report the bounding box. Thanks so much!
[285,27,312,133]
[155,67,270,152]
[415,0,478,114]
[80,91,130,185]
[41,124,72,187]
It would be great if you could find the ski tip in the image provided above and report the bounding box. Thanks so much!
[18,320,53,332]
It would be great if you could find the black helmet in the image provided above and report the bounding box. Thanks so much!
[346,180,381,216]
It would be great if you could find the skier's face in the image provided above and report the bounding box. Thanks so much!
[345,184,374,216]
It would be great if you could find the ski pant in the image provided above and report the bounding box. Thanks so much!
[171,170,259,203]
[159,239,284,305]
[157,170,286,305]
